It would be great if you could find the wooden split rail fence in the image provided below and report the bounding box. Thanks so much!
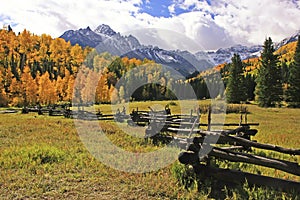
[142,109,300,193]
[19,104,129,121]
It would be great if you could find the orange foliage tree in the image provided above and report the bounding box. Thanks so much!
[20,66,38,106]
[38,72,58,105]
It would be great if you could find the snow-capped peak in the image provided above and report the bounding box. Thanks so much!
[94,24,116,37]
[196,44,263,65]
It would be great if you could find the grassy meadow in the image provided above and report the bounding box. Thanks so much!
[0,100,300,199]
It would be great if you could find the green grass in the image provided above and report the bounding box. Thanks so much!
[0,101,299,199]
[0,113,187,199]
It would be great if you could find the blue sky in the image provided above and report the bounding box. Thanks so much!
[140,0,196,18]
[140,0,173,17]
[0,0,300,51]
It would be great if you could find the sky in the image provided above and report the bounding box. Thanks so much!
[0,0,300,52]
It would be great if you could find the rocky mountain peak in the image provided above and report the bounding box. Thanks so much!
[94,24,117,37]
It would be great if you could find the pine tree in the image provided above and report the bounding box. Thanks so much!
[281,60,289,85]
[226,54,246,103]
[244,73,256,101]
[255,37,282,107]
[286,36,300,107]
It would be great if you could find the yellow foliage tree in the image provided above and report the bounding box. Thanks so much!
[0,71,8,106]
[110,85,119,104]
[66,74,75,102]
[9,78,22,106]
[20,66,38,105]
[81,70,98,104]
[38,72,58,105]
[72,69,86,104]
[95,72,110,103]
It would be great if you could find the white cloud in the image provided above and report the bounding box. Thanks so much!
[0,0,299,51]
[209,0,300,45]
[128,28,205,53]
[168,4,176,15]
[167,0,300,47]
[0,0,144,36]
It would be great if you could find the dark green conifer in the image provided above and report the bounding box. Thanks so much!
[255,37,282,107]
[286,36,300,107]
[226,54,246,103]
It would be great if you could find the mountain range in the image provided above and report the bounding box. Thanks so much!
[60,25,300,77]
[60,24,216,78]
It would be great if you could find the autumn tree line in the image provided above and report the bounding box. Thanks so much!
[0,28,211,107]
[0,28,89,106]
[0,28,299,108]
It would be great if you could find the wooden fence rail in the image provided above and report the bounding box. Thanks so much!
[143,109,300,193]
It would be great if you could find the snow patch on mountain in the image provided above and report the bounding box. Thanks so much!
[94,24,117,37]
[196,44,263,65]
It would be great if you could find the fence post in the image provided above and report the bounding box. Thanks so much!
[207,106,211,131]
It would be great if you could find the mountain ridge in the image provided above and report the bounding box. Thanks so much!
[60,24,214,77]
[197,44,263,65]
[59,25,300,76]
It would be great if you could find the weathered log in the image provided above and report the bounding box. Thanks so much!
[193,164,300,193]
[173,137,247,152]
[178,152,199,165]
[0,109,19,114]
[198,132,300,155]
[165,121,259,127]
[178,146,300,176]
[98,117,114,121]
[210,147,300,176]
[217,146,246,151]
[172,129,300,155]
[167,126,257,139]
